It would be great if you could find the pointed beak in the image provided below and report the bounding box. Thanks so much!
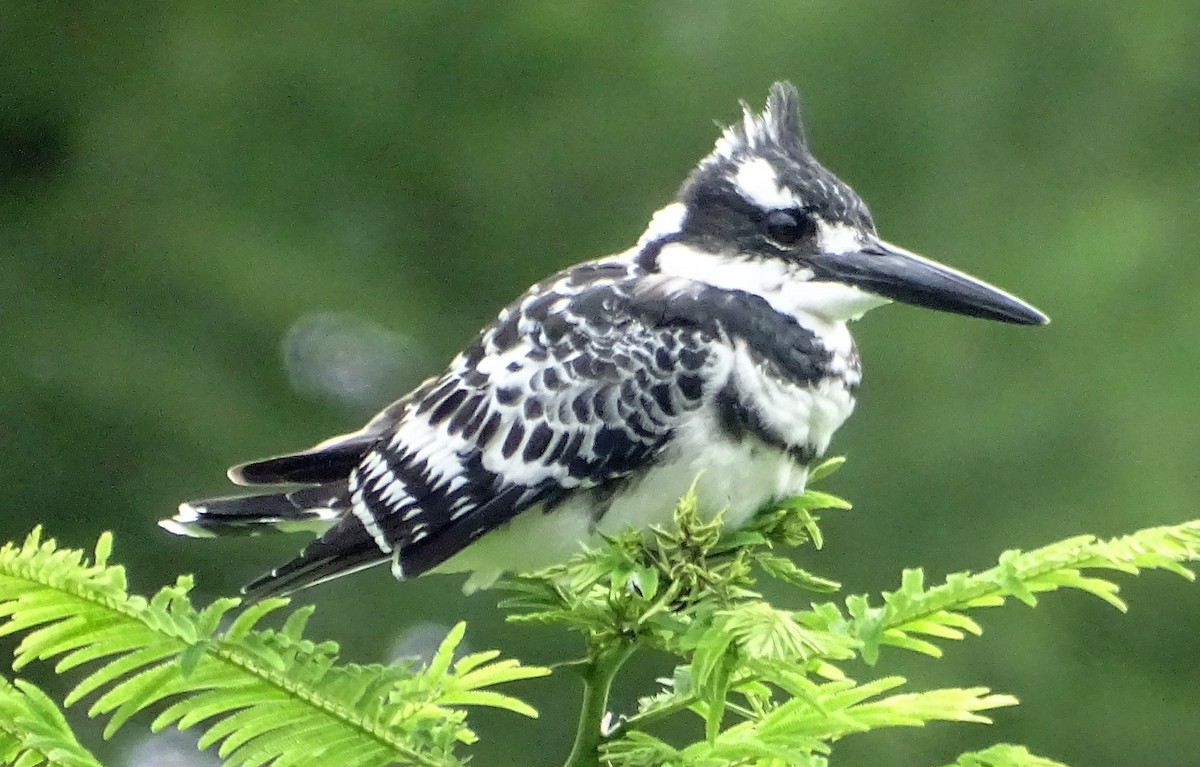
[813,236,1049,325]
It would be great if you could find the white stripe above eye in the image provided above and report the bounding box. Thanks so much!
[816,220,866,255]
[731,157,802,210]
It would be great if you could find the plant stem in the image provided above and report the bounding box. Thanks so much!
[562,641,637,767]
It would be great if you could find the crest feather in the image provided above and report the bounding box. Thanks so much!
[711,81,809,162]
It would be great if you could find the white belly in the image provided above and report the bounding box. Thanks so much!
[440,412,814,592]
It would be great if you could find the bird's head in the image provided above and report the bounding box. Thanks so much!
[640,82,1048,327]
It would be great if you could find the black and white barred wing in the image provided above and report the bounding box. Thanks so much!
[236,267,719,597]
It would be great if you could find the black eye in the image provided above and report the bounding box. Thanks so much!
[765,209,816,246]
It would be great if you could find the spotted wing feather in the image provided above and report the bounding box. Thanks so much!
[246,261,720,596]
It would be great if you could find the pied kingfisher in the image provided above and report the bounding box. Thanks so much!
[164,82,1048,598]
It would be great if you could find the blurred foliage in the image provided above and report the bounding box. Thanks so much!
[2,2,1199,765]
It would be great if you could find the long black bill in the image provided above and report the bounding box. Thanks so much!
[814,237,1049,325]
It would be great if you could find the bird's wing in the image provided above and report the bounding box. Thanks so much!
[245,264,725,596]
[363,285,726,575]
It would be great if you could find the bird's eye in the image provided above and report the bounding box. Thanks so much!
[765,209,816,246]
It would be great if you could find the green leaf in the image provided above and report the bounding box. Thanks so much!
[756,554,841,592]
[427,622,466,680]
[827,520,1200,665]
[0,676,103,767]
[788,490,853,513]
[0,529,545,767]
[944,743,1071,767]
[806,455,846,484]
[224,599,289,641]
[435,690,539,718]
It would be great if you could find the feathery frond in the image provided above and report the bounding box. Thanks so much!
[0,676,102,767]
[0,528,546,767]
[828,521,1200,663]
[606,673,1016,767]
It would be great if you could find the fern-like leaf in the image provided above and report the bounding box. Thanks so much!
[829,521,1200,663]
[0,528,547,767]
[605,672,1016,767]
[0,676,102,767]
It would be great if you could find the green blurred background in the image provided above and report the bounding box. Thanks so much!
[3,2,1199,765]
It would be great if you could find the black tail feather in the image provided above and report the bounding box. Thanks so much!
[162,482,349,538]
[240,514,389,599]
[171,430,389,598]
[229,433,375,486]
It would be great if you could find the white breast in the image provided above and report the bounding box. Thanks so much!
[727,340,856,455]
[596,410,812,533]
[441,402,839,592]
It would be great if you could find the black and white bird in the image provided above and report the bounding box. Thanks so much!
[163,82,1048,598]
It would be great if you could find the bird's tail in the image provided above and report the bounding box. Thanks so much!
[163,431,399,598]
[163,430,376,538]
[160,483,349,538]
[162,481,390,599]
